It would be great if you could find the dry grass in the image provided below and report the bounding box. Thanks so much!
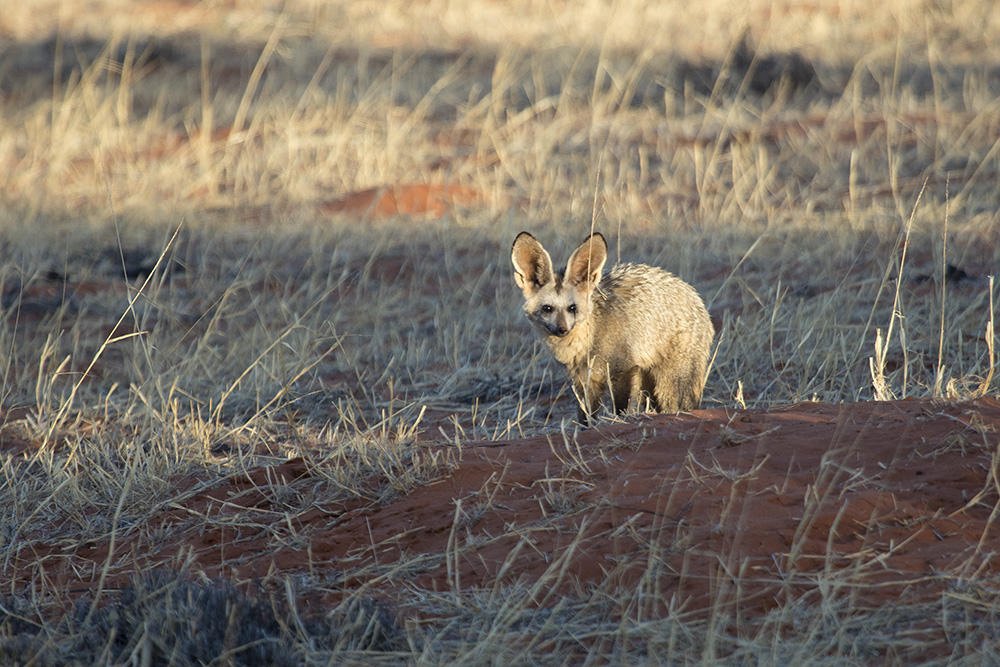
[0,0,999,663]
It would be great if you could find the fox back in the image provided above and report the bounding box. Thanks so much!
[511,231,713,423]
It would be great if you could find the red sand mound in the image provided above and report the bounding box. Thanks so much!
[10,397,1000,623]
[321,183,482,219]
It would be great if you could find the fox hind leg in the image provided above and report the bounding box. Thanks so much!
[651,360,704,412]
[650,364,684,413]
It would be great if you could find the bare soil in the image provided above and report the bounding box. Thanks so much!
[9,395,999,628]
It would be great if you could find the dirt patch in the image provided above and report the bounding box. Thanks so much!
[321,183,482,219]
[8,397,1000,623]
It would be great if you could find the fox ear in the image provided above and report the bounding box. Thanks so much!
[565,232,607,291]
[511,232,555,297]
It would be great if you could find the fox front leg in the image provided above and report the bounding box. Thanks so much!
[609,368,642,415]
[574,375,607,425]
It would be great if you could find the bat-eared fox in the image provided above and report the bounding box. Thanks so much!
[511,231,713,424]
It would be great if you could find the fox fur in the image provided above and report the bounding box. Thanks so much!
[511,231,714,423]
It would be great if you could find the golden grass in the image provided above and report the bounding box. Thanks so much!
[0,0,999,662]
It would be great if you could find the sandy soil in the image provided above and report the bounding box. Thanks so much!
[8,395,999,627]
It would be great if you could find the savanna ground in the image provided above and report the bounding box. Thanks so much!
[1,0,1000,663]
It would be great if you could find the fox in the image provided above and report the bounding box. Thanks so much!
[511,231,714,424]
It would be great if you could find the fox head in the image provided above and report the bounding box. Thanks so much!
[511,231,608,338]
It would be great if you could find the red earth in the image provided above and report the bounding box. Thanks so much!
[8,396,1000,626]
[321,183,482,219]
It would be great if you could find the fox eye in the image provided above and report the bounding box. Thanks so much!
[541,305,553,313]
[567,304,577,314]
